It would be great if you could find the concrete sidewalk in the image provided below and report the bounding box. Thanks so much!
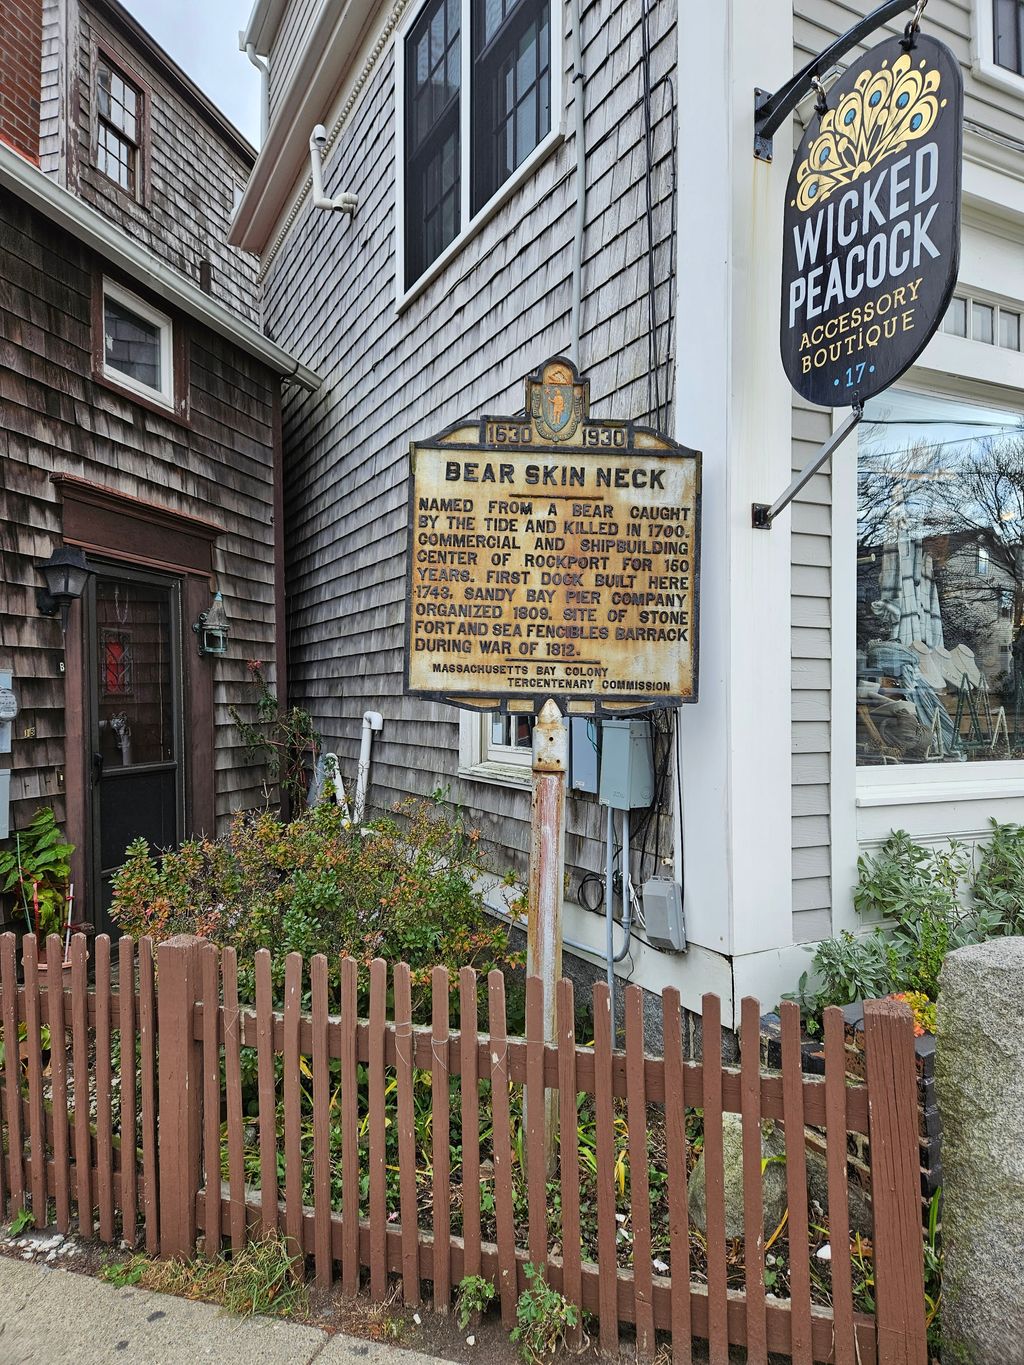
[0,1258,456,1365]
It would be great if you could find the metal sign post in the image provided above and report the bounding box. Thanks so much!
[526,698,567,1171]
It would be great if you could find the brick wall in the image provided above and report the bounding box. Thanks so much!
[0,0,42,162]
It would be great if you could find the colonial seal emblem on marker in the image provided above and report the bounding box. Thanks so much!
[529,360,586,442]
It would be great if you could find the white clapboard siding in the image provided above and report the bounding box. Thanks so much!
[795,0,1024,145]
[791,391,834,943]
[263,0,677,887]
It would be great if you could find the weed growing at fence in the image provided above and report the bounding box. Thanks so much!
[7,1207,33,1236]
[456,1274,497,1328]
[510,1264,580,1364]
[100,1230,308,1319]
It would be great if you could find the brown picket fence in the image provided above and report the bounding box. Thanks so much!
[0,931,928,1364]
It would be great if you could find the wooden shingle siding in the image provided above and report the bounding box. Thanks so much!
[39,0,65,179]
[70,1,260,327]
[267,0,325,126]
[263,0,676,886]
[0,192,280,834]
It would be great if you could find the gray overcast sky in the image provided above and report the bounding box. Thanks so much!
[121,0,261,146]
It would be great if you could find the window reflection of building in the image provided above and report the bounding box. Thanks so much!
[856,390,1024,765]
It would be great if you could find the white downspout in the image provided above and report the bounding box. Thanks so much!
[243,41,270,146]
[353,711,383,824]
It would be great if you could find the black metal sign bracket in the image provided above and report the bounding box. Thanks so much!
[752,402,864,530]
[754,0,917,160]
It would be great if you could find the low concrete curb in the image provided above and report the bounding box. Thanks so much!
[0,1258,456,1364]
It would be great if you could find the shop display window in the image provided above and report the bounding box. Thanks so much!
[857,389,1024,765]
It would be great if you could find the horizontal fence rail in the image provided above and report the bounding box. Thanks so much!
[0,932,927,1365]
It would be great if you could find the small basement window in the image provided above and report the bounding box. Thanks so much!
[100,279,174,408]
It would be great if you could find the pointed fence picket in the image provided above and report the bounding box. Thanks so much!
[0,932,927,1365]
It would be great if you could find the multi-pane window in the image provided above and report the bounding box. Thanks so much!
[941,292,1023,353]
[405,0,462,286]
[101,280,174,408]
[472,0,550,212]
[95,57,142,195]
[995,0,1024,75]
[402,0,553,289]
[488,713,535,764]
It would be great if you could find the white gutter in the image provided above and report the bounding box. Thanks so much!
[0,141,321,391]
[240,0,288,55]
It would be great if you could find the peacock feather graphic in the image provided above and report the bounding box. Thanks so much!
[794,53,944,213]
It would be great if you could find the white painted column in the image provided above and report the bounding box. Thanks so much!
[674,1,794,971]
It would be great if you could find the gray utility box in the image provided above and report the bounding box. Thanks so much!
[569,717,600,794]
[598,718,654,810]
[642,877,686,952]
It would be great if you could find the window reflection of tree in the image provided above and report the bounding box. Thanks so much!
[857,409,1024,760]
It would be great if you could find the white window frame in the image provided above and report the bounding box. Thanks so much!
[458,709,534,786]
[971,0,1024,97]
[394,0,564,310]
[101,278,174,410]
[832,348,1024,931]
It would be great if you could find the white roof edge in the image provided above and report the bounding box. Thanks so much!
[229,0,379,254]
[0,142,320,391]
[240,0,289,54]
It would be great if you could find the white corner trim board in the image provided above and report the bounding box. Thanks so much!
[0,141,321,391]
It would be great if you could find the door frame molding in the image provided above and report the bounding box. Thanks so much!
[54,477,220,926]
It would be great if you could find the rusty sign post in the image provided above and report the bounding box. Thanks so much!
[527,698,567,1168]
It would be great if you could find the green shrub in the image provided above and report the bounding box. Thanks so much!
[110,796,516,1013]
[973,818,1024,935]
[794,827,1019,1023]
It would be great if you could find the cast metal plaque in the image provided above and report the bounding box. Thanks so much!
[404,359,701,712]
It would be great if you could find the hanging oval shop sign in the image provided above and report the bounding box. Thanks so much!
[780,32,962,408]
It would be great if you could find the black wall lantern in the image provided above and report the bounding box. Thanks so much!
[193,590,229,658]
[35,546,93,633]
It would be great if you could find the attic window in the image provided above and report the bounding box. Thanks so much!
[95,53,145,199]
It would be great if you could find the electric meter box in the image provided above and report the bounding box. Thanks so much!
[598,719,654,809]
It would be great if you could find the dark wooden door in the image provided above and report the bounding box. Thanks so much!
[86,566,185,936]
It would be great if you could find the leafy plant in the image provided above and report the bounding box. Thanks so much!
[229,661,321,812]
[793,829,1020,1024]
[973,818,1024,935]
[0,808,73,942]
[100,1255,145,1287]
[510,1263,579,1364]
[889,991,937,1036]
[8,1207,33,1236]
[456,1273,496,1328]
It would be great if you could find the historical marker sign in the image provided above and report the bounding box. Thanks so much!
[780,33,962,407]
[405,358,701,711]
